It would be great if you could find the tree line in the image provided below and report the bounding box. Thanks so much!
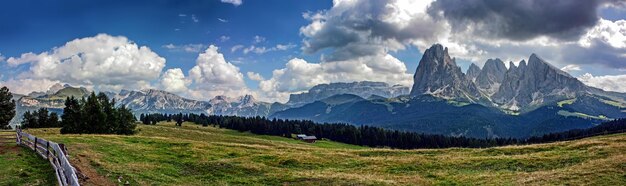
[21,108,61,128]
[140,113,183,126]
[59,92,137,134]
[141,113,626,149]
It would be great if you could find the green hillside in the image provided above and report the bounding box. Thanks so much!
[0,131,56,185]
[47,87,90,100]
[22,123,626,185]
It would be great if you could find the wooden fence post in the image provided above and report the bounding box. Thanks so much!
[34,137,37,151]
[46,141,50,158]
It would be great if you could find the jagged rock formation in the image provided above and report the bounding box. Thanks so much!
[115,89,211,113]
[207,95,272,117]
[492,54,587,110]
[287,81,409,106]
[410,44,480,101]
[466,63,481,81]
[475,58,507,96]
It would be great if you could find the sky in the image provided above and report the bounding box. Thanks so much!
[0,0,625,103]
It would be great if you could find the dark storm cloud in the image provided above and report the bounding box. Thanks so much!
[428,0,622,41]
[301,0,444,61]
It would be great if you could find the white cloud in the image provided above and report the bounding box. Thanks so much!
[221,0,242,6]
[579,73,626,93]
[162,43,207,53]
[217,18,228,23]
[219,35,230,42]
[242,44,296,54]
[275,43,296,50]
[0,79,60,95]
[579,19,626,49]
[231,45,244,52]
[561,64,582,72]
[178,14,187,17]
[246,72,264,81]
[0,53,5,62]
[253,35,266,44]
[259,54,413,102]
[191,14,199,23]
[6,52,40,66]
[6,34,165,93]
[187,45,250,99]
[159,68,188,93]
[243,46,267,54]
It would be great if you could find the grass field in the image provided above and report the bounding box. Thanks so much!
[22,122,626,185]
[0,131,56,186]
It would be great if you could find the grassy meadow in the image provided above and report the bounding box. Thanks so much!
[21,122,626,185]
[0,131,56,186]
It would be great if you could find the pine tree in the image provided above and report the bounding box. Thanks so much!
[0,86,16,129]
[84,92,106,133]
[116,105,136,135]
[36,108,49,128]
[49,112,60,127]
[61,96,82,134]
[175,113,183,126]
[21,111,35,128]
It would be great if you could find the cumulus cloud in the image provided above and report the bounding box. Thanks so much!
[221,0,242,6]
[258,54,413,102]
[159,68,188,93]
[0,53,5,62]
[428,0,621,41]
[0,79,60,95]
[187,45,250,99]
[300,0,443,61]
[247,72,264,81]
[6,34,165,93]
[162,43,207,53]
[579,18,626,49]
[579,73,626,92]
[6,52,39,66]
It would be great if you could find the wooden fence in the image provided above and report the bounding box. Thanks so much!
[16,129,80,186]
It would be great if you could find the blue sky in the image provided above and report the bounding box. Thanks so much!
[0,0,625,102]
[0,0,329,88]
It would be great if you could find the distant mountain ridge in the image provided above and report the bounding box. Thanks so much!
[9,81,408,126]
[287,81,409,106]
[272,44,626,138]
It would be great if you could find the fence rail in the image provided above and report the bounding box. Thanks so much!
[16,129,80,186]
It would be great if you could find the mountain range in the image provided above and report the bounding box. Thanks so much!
[9,44,626,138]
[272,44,626,138]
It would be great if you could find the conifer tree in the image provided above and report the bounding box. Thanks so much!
[0,86,15,129]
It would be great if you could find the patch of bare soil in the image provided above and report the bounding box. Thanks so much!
[0,144,20,155]
[67,146,114,186]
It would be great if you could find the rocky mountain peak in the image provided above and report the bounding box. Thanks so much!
[527,53,572,78]
[410,44,480,100]
[475,58,507,95]
[238,95,257,106]
[47,83,65,94]
[286,81,409,106]
[466,63,481,81]
[508,61,517,71]
[493,54,587,110]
